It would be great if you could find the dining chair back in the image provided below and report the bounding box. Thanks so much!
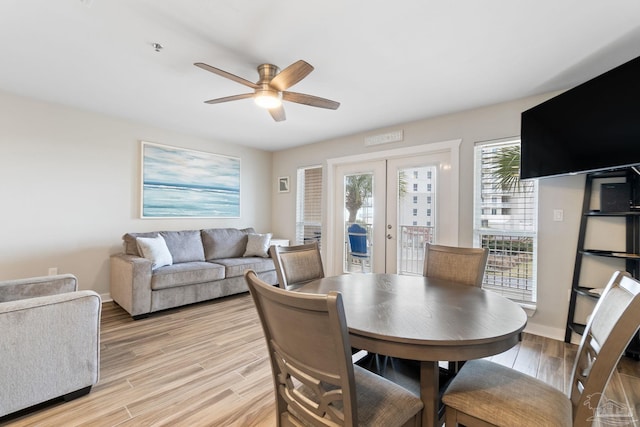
[244,270,423,426]
[423,243,489,287]
[570,270,640,424]
[442,270,640,427]
[269,242,324,290]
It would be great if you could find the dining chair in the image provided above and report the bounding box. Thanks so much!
[269,242,325,290]
[347,223,370,272]
[442,270,640,427]
[244,269,423,426]
[423,243,489,287]
[423,243,489,373]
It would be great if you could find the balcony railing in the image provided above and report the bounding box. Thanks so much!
[342,225,534,302]
[480,233,534,303]
[399,228,535,303]
[398,225,434,275]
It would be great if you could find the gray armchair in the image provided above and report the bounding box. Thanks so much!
[0,274,101,417]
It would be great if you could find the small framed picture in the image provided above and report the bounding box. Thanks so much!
[278,176,290,193]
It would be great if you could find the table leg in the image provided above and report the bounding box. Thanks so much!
[420,361,440,427]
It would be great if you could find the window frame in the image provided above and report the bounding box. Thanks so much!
[473,138,538,307]
[296,165,323,248]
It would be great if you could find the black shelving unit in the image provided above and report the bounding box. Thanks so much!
[565,168,640,357]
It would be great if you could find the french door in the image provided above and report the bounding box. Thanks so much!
[328,143,458,275]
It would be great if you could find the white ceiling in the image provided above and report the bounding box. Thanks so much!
[1,1,639,151]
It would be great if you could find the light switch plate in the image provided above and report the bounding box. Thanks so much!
[553,209,564,222]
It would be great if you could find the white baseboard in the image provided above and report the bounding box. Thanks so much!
[523,323,566,342]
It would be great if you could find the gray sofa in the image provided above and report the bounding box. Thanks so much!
[0,274,101,417]
[110,227,277,319]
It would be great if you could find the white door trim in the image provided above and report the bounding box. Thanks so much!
[324,139,461,275]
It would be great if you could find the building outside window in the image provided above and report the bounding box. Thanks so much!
[397,165,437,274]
[473,139,538,306]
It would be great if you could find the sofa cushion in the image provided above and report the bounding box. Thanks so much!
[136,235,173,270]
[160,230,205,264]
[202,227,255,260]
[123,232,158,256]
[150,262,225,290]
[214,257,275,278]
[243,233,272,258]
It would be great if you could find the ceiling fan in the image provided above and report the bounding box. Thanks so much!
[194,60,340,122]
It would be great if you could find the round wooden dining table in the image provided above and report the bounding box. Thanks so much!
[296,273,528,427]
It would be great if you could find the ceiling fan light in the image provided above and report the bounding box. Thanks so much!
[254,91,282,109]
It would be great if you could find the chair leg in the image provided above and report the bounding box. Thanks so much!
[62,386,92,402]
[447,360,466,374]
[445,406,458,426]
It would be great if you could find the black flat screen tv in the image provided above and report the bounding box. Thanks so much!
[520,55,640,180]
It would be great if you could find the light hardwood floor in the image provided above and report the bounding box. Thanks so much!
[2,293,640,426]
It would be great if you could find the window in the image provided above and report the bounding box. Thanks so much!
[413,171,419,179]
[474,139,538,305]
[427,184,432,192]
[427,196,432,204]
[413,196,418,204]
[296,166,322,248]
[412,208,418,216]
[413,183,418,191]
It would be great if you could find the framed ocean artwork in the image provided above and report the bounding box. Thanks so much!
[141,141,240,218]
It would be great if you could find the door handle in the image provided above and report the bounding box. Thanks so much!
[387,234,393,239]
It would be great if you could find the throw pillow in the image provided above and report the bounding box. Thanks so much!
[202,228,254,260]
[136,235,173,270]
[243,233,272,258]
[160,230,205,263]
[123,232,158,256]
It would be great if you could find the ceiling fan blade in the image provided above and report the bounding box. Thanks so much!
[269,60,314,91]
[194,63,259,89]
[269,105,286,122]
[204,93,254,104]
[283,91,340,110]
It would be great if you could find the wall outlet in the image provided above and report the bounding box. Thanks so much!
[48,267,58,276]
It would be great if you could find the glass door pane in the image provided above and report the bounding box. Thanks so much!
[332,160,385,275]
[386,152,455,274]
[396,165,437,275]
[343,173,373,273]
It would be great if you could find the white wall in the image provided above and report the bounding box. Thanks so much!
[0,90,273,297]
[0,87,605,340]
[271,92,588,340]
